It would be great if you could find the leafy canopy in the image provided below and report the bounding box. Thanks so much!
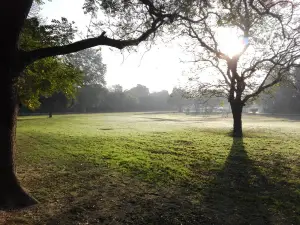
[19,17,83,110]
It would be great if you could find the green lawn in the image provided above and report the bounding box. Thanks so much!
[1,113,300,224]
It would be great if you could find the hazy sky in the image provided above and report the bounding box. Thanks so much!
[40,0,188,93]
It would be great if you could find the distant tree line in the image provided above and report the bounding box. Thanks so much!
[20,84,175,115]
[259,69,300,114]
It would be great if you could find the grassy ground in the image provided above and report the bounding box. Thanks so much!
[1,113,300,225]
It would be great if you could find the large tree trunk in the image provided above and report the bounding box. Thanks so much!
[0,76,37,210]
[0,0,36,210]
[230,102,243,137]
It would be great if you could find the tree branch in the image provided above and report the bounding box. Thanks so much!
[242,57,276,78]
[23,17,165,67]
[243,77,281,103]
[192,58,231,87]
[249,0,291,38]
[187,22,231,61]
[242,65,291,103]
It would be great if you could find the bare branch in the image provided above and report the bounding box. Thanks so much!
[22,17,165,66]
[190,58,232,87]
[242,57,276,78]
[187,22,231,61]
[249,0,295,38]
[243,76,281,103]
[243,65,291,103]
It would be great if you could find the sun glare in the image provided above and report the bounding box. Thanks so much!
[217,27,247,58]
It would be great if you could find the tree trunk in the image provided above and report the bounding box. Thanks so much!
[0,76,37,210]
[230,102,243,137]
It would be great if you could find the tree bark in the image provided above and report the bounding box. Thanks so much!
[230,102,243,137]
[0,0,37,210]
[0,76,37,210]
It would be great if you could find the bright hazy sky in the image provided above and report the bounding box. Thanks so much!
[41,0,188,93]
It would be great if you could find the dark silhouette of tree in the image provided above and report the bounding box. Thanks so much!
[39,93,70,118]
[0,0,208,209]
[75,84,108,113]
[181,0,300,137]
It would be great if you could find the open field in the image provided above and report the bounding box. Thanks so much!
[1,113,300,225]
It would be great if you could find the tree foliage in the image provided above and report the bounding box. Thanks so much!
[260,68,300,113]
[127,84,150,98]
[20,17,77,51]
[168,87,190,112]
[23,84,174,114]
[66,48,106,85]
[18,17,83,110]
[18,57,82,110]
[74,84,108,112]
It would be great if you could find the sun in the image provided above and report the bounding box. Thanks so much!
[217,27,247,58]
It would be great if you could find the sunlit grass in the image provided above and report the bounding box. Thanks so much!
[2,113,300,224]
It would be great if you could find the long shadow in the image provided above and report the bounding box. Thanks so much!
[200,138,300,224]
[17,136,300,225]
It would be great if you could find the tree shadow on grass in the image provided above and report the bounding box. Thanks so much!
[21,162,207,225]
[200,137,300,225]
[12,137,300,225]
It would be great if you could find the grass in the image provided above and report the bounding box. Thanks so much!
[1,113,300,224]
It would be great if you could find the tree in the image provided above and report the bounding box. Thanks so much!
[18,57,83,117]
[75,84,107,113]
[127,84,150,110]
[39,93,70,117]
[1,0,208,209]
[67,47,107,113]
[111,84,124,93]
[184,86,227,114]
[168,88,189,112]
[260,68,300,113]
[148,90,170,111]
[66,48,106,85]
[127,84,150,98]
[180,0,300,137]
[18,17,83,117]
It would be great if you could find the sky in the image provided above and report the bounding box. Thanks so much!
[40,0,188,93]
